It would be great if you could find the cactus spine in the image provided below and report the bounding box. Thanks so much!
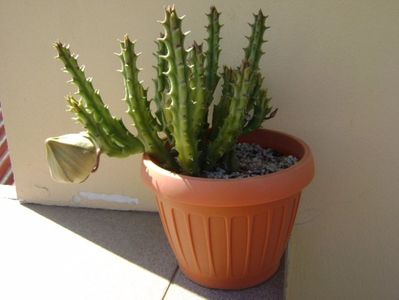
[50,6,276,178]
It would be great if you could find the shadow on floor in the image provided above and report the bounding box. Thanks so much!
[167,266,284,300]
[24,203,284,299]
[24,203,177,280]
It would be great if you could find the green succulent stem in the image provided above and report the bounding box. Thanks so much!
[242,89,272,135]
[206,62,253,168]
[159,6,199,175]
[50,6,274,178]
[68,96,120,156]
[244,10,269,72]
[222,148,239,172]
[188,42,208,141]
[55,43,144,157]
[205,6,221,104]
[153,33,172,138]
[241,10,276,135]
[211,66,233,139]
[119,36,178,169]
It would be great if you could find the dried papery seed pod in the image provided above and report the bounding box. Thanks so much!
[45,132,99,183]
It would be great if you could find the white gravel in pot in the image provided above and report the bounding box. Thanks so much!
[202,143,298,179]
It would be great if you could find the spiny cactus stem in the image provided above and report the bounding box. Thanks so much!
[242,89,271,135]
[56,44,123,136]
[120,36,178,169]
[189,42,208,139]
[205,6,221,103]
[207,62,252,168]
[55,42,144,157]
[243,11,269,72]
[161,7,199,175]
[211,66,233,139]
[153,34,171,136]
[67,96,144,157]
[51,7,274,176]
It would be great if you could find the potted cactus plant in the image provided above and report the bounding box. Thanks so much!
[46,6,314,289]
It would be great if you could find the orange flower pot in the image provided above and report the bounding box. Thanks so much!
[141,129,314,289]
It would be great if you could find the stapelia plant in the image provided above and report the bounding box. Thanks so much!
[46,6,277,182]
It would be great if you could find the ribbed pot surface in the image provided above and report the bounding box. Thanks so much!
[157,193,300,289]
[141,129,314,289]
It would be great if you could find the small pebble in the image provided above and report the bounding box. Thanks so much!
[202,143,298,179]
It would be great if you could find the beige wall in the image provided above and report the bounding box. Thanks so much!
[281,1,399,299]
[1,0,399,299]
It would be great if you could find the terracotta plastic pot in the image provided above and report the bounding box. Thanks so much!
[141,129,314,289]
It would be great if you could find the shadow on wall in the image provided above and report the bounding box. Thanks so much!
[25,203,284,299]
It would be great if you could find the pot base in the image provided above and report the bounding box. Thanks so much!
[179,261,281,290]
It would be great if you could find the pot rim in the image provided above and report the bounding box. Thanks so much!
[143,128,313,183]
[141,128,315,206]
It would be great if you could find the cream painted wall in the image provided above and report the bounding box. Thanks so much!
[1,0,399,299]
[281,2,399,299]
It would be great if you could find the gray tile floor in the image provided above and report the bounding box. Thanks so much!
[0,194,284,300]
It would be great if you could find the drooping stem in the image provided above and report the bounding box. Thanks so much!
[55,43,144,157]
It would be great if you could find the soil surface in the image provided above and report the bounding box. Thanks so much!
[202,143,298,179]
